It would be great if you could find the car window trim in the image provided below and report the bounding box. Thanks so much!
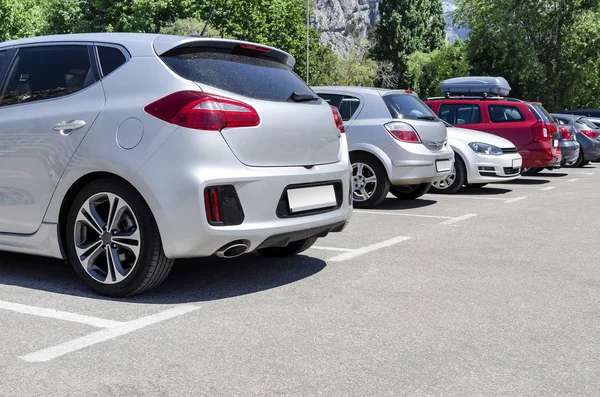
[0,43,101,110]
[93,42,131,78]
[488,104,524,123]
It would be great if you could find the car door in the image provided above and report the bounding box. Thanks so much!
[437,103,483,131]
[0,44,105,234]
[484,104,531,148]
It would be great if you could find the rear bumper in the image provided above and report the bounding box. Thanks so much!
[133,127,353,259]
[579,136,600,161]
[559,140,580,165]
[384,141,455,185]
[519,142,559,168]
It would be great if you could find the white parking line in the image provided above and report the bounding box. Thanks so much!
[311,246,354,252]
[328,236,411,262]
[0,300,123,329]
[21,305,199,363]
[504,197,527,203]
[567,178,579,182]
[587,173,595,176]
[439,214,477,225]
[433,195,527,204]
[354,210,453,220]
[540,186,556,191]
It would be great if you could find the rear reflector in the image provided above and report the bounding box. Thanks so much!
[384,121,421,143]
[330,106,345,133]
[204,186,245,226]
[145,91,260,131]
[581,129,599,139]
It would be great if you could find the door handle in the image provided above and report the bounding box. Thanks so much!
[53,120,86,135]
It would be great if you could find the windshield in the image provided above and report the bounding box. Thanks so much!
[161,48,316,103]
[382,94,438,120]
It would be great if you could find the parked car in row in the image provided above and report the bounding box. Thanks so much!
[0,33,353,296]
[554,121,580,167]
[313,86,454,208]
[552,114,600,167]
[430,121,522,194]
[425,77,561,176]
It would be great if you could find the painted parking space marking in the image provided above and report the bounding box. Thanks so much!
[567,178,579,182]
[439,214,477,225]
[504,196,527,203]
[540,186,556,191]
[354,210,453,220]
[432,195,527,204]
[311,246,354,252]
[21,305,199,363]
[327,236,411,262]
[0,300,123,329]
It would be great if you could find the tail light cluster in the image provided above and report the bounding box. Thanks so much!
[384,121,421,143]
[204,185,245,226]
[330,106,345,134]
[558,126,573,140]
[581,129,599,139]
[145,91,260,131]
[531,122,557,143]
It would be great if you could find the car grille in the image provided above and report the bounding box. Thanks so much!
[501,147,518,154]
[503,167,520,175]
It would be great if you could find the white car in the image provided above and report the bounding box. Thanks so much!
[430,123,522,194]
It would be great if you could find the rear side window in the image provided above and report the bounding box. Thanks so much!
[531,104,554,123]
[318,93,343,108]
[488,105,524,123]
[554,117,567,125]
[0,51,5,67]
[97,45,126,76]
[439,104,481,124]
[0,45,94,107]
[383,94,437,120]
[339,98,360,121]
[161,48,316,102]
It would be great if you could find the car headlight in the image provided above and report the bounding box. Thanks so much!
[468,142,503,155]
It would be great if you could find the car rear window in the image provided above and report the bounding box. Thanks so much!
[382,94,437,120]
[578,117,598,129]
[161,48,316,102]
[488,105,524,123]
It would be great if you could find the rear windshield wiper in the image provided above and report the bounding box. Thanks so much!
[417,115,438,121]
[288,92,320,102]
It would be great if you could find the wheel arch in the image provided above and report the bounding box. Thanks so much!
[348,143,393,178]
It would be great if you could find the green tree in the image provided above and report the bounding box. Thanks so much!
[329,47,378,87]
[406,40,471,97]
[0,0,45,41]
[371,0,446,88]
[456,0,600,109]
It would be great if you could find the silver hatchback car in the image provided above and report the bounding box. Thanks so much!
[313,87,454,208]
[0,34,352,296]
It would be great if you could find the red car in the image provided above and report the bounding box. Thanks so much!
[426,78,561,175]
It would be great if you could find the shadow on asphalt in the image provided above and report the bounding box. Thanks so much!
[453,186,512,196]
[375,198,437,210]
[0,251,326,304]
[534,172,569,177]
[505,178,551,185]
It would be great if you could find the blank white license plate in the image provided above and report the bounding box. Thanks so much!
[512,158,522,168]
[436,160,452,172]
[287,185,337,213]
[553,139,558,147]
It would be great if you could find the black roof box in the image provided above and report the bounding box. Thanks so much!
[441,76,511,97]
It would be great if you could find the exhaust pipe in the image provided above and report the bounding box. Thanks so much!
[215,241,249,258]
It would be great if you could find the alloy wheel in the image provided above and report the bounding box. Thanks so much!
[352,162,378,202]
[73,193,141,285]
[432,165,456,190]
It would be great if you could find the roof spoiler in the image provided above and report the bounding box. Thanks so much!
[153,36,296,68]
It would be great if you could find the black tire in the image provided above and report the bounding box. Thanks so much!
[65,178,174,297]
[569,151,584,168]
[350,152,390,209]
[469,183,488,188]
[258,237,317,257]
[521,167,539,176]
[581,160,591,167]
[533,168,543,174]
[389,183,432,200]
[429,156,466,194]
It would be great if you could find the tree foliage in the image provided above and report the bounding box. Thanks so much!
[371,0,446,88]
[456,0,600,110]
[329,48,378,87]
[406,40,471,98]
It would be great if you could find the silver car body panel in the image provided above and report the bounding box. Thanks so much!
[313,86,454,185]
[0,33,352,259]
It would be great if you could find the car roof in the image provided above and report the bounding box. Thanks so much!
[551,113,584,120]
[0,33,294,65]
[312,86,414,97]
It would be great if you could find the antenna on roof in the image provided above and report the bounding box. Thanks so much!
[200,4,215,37]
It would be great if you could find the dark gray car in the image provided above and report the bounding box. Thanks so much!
[552,114,600,167]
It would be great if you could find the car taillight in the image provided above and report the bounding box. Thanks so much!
[144,91,260,131]
[581,129,599,139]
[531,121,550,143]
[384,121,421,143]
[559,126,572,140]
[330,106,345,133]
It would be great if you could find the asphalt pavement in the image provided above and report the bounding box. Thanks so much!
[1,165,600,396]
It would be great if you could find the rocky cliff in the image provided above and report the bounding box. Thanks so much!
[312,0,468,57]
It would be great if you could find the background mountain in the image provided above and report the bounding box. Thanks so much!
[312,0,468,56]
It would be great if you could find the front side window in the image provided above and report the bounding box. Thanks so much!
[0,45,94,107]
[488,105,524,123]
[439,104,481,125]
